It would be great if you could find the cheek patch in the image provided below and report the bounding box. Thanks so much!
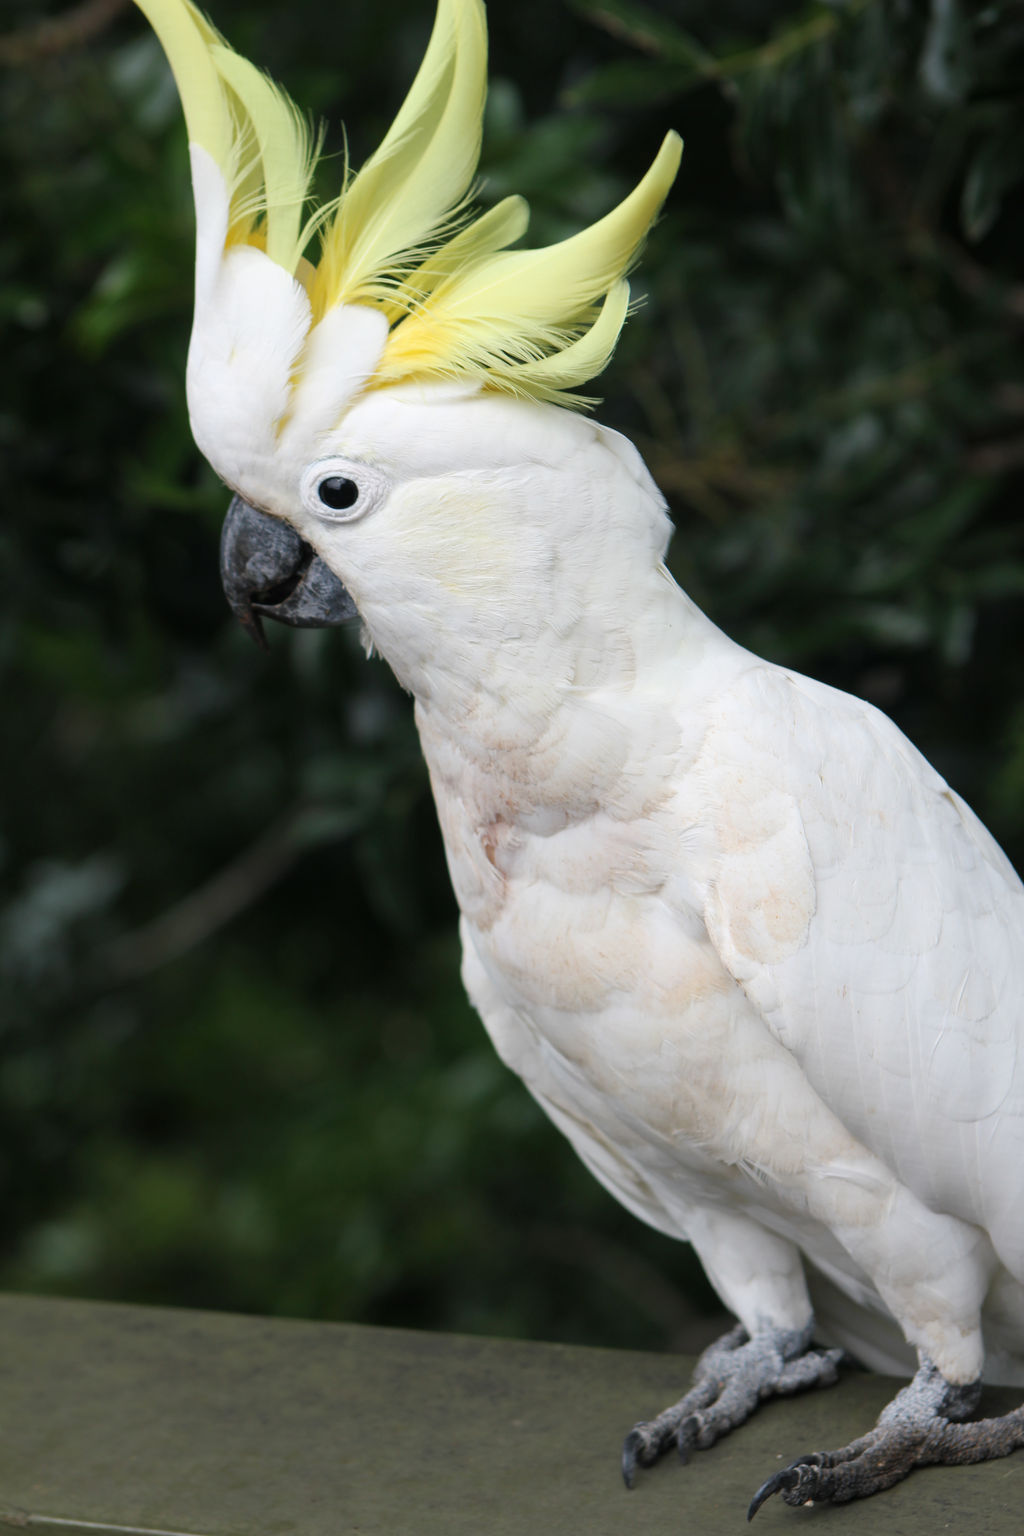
[386,481,519,599]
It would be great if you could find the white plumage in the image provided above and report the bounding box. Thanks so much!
[266,379,1024,1404]
[129,0,1024,1506]
[355,391,1024,1395]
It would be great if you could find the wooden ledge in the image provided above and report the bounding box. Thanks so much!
[0,1293,1020,1533]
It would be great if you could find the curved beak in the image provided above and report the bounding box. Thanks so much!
[219,495,357,649]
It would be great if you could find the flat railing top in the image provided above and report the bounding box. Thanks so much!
[0,1292,1020,1534]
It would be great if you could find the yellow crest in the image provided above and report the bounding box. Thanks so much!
[133,0,681,406]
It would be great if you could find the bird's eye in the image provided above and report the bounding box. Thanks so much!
[318,476,359,511]
[300,457,389,524]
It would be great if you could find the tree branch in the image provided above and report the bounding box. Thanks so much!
[0,0,128,67]
[103,814,303,982]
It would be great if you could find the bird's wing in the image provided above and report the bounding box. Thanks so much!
[690,661,1024,1237]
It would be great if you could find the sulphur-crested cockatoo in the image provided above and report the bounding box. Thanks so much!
[130,0,1024,1511]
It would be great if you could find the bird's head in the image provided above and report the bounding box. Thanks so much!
[135,0,681,695]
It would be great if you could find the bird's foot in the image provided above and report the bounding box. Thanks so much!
[622,1320,844,1488]
[748,1357,1024,1516]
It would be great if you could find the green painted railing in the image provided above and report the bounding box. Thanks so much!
[0,1294,1020,1533]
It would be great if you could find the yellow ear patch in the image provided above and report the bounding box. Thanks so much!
[133,0,681,406]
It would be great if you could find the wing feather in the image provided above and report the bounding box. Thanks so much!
[691,663,1024,1262]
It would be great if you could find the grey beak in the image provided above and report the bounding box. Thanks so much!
[219,495,357,649]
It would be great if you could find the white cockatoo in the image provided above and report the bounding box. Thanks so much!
[130,0,1024,1510]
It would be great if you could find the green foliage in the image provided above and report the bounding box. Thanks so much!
[2,0,1023,1352]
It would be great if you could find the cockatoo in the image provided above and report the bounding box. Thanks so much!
[130,0,1024,1511]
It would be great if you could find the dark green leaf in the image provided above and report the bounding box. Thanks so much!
[961,117,1024,242]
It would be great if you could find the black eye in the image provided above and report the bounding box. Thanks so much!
[318,476,359,511]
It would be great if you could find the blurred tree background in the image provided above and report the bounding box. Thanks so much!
[2,0,1023,1355]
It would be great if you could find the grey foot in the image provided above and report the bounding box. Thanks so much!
[622,1321,844,1488]
[748,1358,1024,1516]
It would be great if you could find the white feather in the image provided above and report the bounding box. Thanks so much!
[137,0,1024,1415]
[264,384,1024,1391]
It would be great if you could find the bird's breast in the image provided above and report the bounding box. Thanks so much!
[450,809,743,1143]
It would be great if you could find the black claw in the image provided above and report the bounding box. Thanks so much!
[621,1430,641,1490]
[747,1467,799,1521]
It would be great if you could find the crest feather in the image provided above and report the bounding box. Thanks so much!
[133,0,681,406]
[209,46,323,271]
[133,0,235,172]
[134,0,320,272]
[311,0,488,317]
[375,133,682,401]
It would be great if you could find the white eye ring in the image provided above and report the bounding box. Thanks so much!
[300,457,390,524]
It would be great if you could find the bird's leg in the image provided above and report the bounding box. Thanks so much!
[622,1320,844,1487]
[748,1357,1024,1516]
